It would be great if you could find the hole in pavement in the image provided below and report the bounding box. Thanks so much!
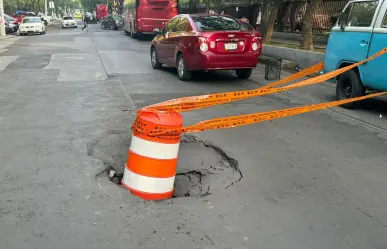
[89,133,242,198]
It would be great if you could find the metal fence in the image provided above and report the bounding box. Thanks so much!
[276,0,348,34]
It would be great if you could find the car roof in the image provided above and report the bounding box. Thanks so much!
[185,13,234,18]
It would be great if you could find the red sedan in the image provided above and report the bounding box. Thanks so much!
[150,14,262,81]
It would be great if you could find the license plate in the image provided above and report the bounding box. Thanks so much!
[225,43,237,50]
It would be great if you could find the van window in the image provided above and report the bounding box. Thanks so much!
[346,1,378,27]
[382,10,387,27]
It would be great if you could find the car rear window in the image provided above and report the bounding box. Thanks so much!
[63,17,73,20]
[192,15,240,31]
[22,18,41,23]
[239,22,255,31]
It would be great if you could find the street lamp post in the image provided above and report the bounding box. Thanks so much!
[45,0,48,15]
[0,0,6,37]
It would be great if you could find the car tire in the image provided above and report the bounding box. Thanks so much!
[151,47,162,69]
[336,69,365,109]
[177,54,192,81]
[236,69,253,79]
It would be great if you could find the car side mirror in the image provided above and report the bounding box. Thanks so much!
[153,28,160,35]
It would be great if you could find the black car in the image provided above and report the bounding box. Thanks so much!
[101,15,118,30]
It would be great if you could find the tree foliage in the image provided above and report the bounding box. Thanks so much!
[4,0,81,14]
[80,0,105,12]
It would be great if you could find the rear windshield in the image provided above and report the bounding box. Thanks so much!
[63,17,73,20]
[239,22,255,31]
[22,18,41,23]
[192,16,240,31]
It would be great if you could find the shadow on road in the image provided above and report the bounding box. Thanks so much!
[159,67,242,84]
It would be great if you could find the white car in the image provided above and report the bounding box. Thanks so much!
[19,17,46,36]
[62,16,77,28]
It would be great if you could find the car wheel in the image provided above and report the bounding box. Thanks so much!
[336,69,365,109]
[177,54,192,81]
[151,47,162,69]
[236,69,253,79]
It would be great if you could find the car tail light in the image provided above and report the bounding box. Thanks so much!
[251,36,262,52]
[198,37,208,52]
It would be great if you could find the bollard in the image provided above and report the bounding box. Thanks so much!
[121,109,183,200]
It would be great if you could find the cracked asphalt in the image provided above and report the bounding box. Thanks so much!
[1,22,387,249]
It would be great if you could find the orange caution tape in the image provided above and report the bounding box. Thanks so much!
[133,47,387,137]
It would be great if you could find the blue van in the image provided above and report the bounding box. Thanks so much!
[323,0,387,108]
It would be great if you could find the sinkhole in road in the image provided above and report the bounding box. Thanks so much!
[89,132,243,198]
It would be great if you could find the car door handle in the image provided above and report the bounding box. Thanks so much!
[360,40,369,46]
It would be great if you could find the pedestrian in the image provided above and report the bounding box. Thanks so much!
[82,14,89,31]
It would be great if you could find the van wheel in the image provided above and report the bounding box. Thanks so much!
[236,69,253,79]
[336,69,365,109]
[177,54,192,81]
[151,47,162,69]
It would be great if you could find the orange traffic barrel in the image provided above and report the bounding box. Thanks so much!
[121,109,183,200]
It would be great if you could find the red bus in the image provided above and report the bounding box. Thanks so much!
[123,0,177,38]
[96,4,109,21]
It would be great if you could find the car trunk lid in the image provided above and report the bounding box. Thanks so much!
[201,31,253,53]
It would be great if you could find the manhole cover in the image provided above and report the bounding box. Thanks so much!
[89,133,242,198]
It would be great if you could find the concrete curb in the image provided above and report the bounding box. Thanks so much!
[262,44,325,69]
[271,32,329,45]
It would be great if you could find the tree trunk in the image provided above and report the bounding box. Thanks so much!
[300,0,323,50]
[260,0,280,44]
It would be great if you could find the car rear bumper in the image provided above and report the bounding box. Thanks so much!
[20,30,42,34]
[62,23,77,27]
[188,51,259,71]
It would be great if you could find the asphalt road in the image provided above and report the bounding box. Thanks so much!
[1,22,387,249]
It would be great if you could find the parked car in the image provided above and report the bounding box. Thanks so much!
[151,14,262,81]
[13,11,36,24]
[5,20,14,34]
[62,16,77,28]
[5,14,19,26]
[101,14,118,30]
[18,17,46,36]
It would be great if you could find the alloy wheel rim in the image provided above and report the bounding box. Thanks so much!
[178,59,184,77]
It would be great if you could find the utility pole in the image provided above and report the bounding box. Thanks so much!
[45,0,48,15]
[0,0,6,37]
